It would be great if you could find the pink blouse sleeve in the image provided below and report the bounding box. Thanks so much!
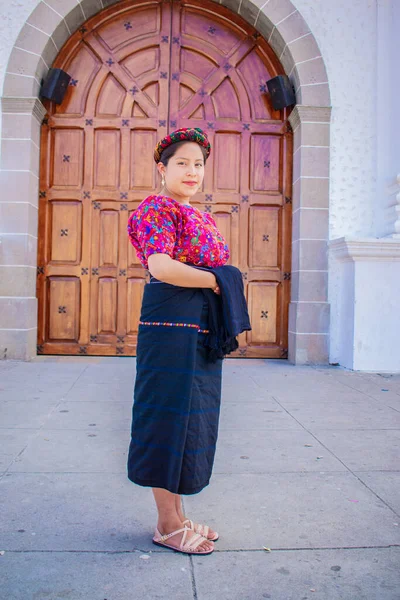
[128,197,179,266]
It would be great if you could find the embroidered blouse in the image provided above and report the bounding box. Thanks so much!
[127,194,230,269]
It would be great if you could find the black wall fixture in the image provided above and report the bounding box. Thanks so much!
[40,68,71,104]
[266,75,296,110]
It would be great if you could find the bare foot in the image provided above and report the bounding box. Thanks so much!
[157,518,214,553]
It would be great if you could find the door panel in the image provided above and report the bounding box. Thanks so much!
[47,277,80,341]
[37,0,292,358]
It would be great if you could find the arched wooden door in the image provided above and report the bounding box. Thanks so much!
[37,0,293,358]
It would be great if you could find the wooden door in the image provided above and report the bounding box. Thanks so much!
[37,0,292,358]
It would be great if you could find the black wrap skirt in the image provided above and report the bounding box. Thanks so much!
[127,276,223,495]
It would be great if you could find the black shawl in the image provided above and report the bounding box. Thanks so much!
[191,264,252,361]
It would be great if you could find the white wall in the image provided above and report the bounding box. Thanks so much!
[293,0,378,239]
[375,0,400,238]
[354,260,400,371]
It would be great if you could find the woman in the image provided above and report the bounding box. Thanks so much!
[126,128,232,556]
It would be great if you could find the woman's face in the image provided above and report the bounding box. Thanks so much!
[157,142,205,203]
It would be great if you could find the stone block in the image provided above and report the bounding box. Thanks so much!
[42,36,59,69]
[65,3,86,35]
[3,74,41,98]
[293,122,330,153]
[293,207,329,241]
[292,239,329,271]
[288,330,329,364]
[51,19,70,51]
[6,47,45,83]
[261,0,297,27]
[284,32,321,64]
[289,65,300,94]
[0,298,38,330]
[294,146,330,179]
[14,23,50,55]
[0,171,39,207]
[1,113,41,149]
[291,269,328,302]
[27,1,62,36]
[289,300,330,334]
[44,0,79,19]
[0,327,38,361]
[298,82,331,106]
[296,56,329,86]
[238,0,260,25]
[0,202,38,236]
[276,9,310,44]
[269,25,287,57]
[255,10,274,41]
[0,139,40,176]
[80,0,103,21]
[280,45,295,77]
[292,176,330,211]
[0,266,36,297]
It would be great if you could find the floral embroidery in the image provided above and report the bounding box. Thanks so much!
[127,194,230,269]
[139,321,209,333]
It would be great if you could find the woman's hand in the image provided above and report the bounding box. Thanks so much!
[210,274,220,295]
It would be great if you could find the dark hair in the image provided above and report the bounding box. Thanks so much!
[159,140,208,166]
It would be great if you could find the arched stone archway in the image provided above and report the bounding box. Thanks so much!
[0,0,331,363]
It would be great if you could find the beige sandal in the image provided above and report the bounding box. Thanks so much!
[183,519,219,541]
[152,525,214,555]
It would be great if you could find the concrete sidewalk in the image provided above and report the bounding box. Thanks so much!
[0,357,399,599]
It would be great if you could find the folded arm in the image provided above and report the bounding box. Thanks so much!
[147,253,219,291]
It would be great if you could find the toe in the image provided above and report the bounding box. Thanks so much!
[203,539,213,552]
[198,539,209,552]
[198,543,207,552]
[200,523,216,540]
[204,524,217,540]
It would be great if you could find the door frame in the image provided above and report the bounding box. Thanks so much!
[0,0,332,363]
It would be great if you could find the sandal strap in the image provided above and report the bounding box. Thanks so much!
[183,519,212,539]
[193,522,210,538]
[195,523,203,535]
[157,526,189,542]
[183,519,194,529]
[181,532,208,551]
